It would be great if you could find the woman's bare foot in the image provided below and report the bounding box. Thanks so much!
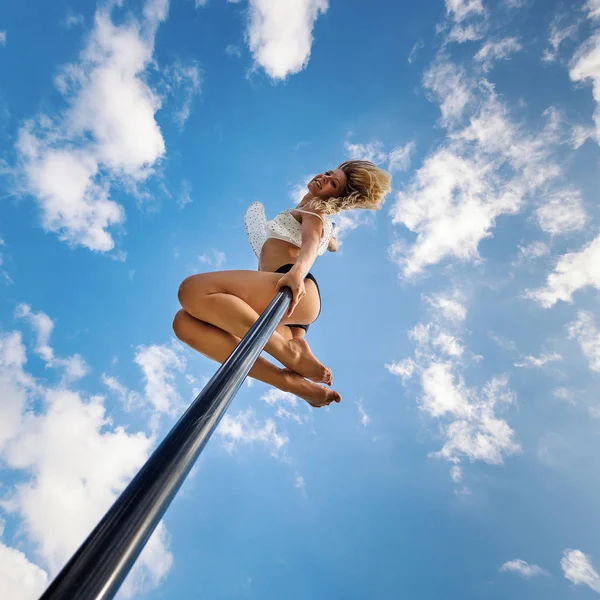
[281,369,341,408]
[286,338,333,385]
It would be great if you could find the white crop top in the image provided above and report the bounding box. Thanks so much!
[244,201,334,259]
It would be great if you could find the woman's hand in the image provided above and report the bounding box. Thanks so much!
[275,269,306,318]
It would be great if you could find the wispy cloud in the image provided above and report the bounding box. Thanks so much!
[443,0,488,44]
[161,60,202,129]
[14,303,90,382]
[345,138,415,173]
[386,292,520,468]
[526,234,600,308]
[178,179,192,209]
[217,408,288,456]
[356,399,371,426]
[475,37,522,71]
[500,559,548,577]
[514,352,562,368]
[63,11,84,29]
[567,311,600,373]
[198,249,226,270]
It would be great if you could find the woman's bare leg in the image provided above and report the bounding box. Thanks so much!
[173,310,340,407]
[177,271,332,385]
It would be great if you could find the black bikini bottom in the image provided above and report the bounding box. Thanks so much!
[274,264,321,333]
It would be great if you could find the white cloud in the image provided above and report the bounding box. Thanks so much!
[391,54,566,278]
[198,249,227,270]
[568,311,600,372]
[444,0,487,43]
[244,0,329,80]
[262,388,298,406]
[514,352,562,368]
[535,188,588,236]
[14,304,54,362]
[345,140,388,164]
[0,31,6,46]
[433,332,465,357]
[14,1,168,252]
[500,559,548,577]
[134,343,187,415]
[0,323,173,598]
[527,234,600,308]
[217,409,288,456]
[294,472,305,490]
[445,0,485,22]
[570,3,600,142]
[0,332,35,454]
[0,541,49,599]
[553,387,576,404]
[387,296,519,467]
[425,291,467,322]
[385,357,416,384]
[433,375,519,465]
[475,37,522,71]
[450,465,462,482]
[562,549,600,593]
[161,60,202,129]
[261,388,309,424]
[422,59,473,127]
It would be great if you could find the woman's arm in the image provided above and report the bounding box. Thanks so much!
[292,213,323,277]
[327,236,338,252]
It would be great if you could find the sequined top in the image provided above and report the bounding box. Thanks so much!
[244,201,334,259]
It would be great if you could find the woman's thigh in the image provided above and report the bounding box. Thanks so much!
[178,270,321,327]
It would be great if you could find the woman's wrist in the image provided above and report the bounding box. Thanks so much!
[290,264,307,278]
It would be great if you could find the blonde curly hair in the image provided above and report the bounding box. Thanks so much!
[308,160,392,215]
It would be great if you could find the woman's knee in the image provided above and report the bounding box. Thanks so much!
[172,309,190,339]
[178,276,195,307]
[178,274,212,309]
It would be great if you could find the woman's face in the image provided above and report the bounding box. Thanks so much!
[307,168,348,198]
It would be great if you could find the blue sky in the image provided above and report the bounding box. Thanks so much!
[1,0,600,597]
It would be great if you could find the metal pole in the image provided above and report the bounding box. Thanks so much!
[39,287,293,600]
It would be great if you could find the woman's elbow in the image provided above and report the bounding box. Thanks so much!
[328,237,338,252]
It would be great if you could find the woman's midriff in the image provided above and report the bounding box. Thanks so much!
[258,238,302,273]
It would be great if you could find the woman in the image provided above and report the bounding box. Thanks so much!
[173,160,392,408]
